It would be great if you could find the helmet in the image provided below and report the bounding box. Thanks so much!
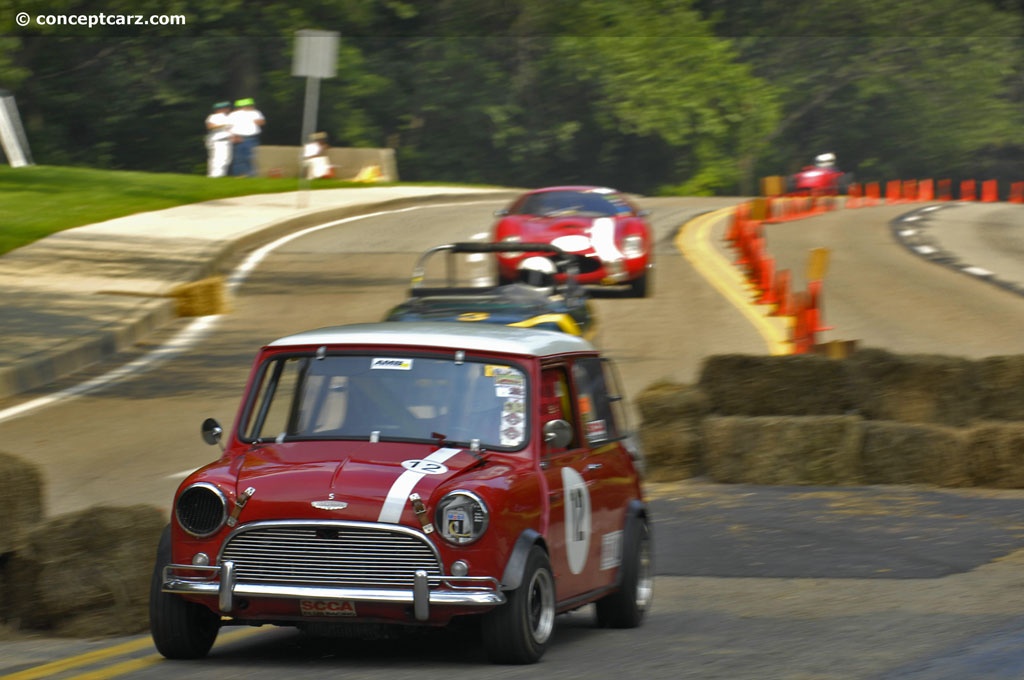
[815,152,836,168]
[516,256,557,294]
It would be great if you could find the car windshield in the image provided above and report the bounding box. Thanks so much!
[242,353,528,449]
[513,190,628,218]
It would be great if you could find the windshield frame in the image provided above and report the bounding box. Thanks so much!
[237,349,531,452]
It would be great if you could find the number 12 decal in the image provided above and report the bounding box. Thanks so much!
[561,467,591,574]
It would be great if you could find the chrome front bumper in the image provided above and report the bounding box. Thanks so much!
[163,562,505,622]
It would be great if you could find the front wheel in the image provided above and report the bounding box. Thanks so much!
[481,545,556,664]
[149,525,221,659]
[595,519,653,628]
[629,271,651,298]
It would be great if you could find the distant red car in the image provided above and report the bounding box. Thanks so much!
[787,153,850,196]
[492,186,654,297]
[150,322,651,665]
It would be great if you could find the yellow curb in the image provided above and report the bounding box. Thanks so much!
[675,207,793,355]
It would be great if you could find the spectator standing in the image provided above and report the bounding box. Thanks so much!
[227,98,265,177]
[204,101,233,177]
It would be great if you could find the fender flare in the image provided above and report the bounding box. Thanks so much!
[500,528,546,590]
[612,500,650,588]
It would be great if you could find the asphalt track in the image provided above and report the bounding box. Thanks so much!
[4,196,1024,678]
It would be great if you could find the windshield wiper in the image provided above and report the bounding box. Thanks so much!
[432,431,486,463]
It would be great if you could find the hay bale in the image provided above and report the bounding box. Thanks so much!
[702,415,864,485]
[974,356,1024,421]
[169,276,226,317]
[636,382,710,480]
[963,421,1024,488]
[847,348,977,426]
[860,421,968,487]
[698,354,856,416]
[640,422,703,481]
[635,381,709,425]
[6,505,165,635]
[0,452,44,555]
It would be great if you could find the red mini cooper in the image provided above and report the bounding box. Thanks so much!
[150,322,651,664]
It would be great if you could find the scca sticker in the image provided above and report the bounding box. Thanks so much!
[300,599,357,617]
[371,358,413,370]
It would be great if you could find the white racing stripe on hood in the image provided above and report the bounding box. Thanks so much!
[377,447,463,523]
[589,217,623,262]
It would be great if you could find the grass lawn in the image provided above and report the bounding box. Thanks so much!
[0,165,409,256]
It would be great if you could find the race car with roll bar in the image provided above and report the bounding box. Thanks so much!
[385,241,597,341]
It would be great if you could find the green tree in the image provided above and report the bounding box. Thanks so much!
[697,0,1024,183]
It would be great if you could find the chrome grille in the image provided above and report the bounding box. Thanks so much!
[220,523,442,588]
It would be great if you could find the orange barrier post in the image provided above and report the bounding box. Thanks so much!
[737,223,762,278]
[771,269,794,316]
[961,180,977,201]
[725,203,747,243]
[846,182,862,208]
[865,182,881,206]
[937,179,952,201]
[747,233,767,282]
[757,256,778,305]
[1010,182,1024,204]
[885,180,901,203]
[918,179,935,202]
[733,219,754,268]
[807,279,834,333]
[982,179,998,202]
[903,179,918,202]
[790,292,812,354]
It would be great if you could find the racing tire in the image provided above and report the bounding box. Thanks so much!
[149,525,221,659]
[595,519,653,629]
[481,545,556,664]
[629,272,650,298]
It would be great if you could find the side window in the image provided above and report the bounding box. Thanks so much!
[571,358,621,445]
[541,367,575,451]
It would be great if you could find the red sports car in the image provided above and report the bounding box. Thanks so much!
[491,186,654,297]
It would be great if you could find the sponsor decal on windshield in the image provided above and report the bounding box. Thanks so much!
[371,358,413,370]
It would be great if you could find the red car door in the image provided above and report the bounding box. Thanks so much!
[540,361,633,599]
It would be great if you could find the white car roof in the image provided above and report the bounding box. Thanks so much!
[267,322,595,357]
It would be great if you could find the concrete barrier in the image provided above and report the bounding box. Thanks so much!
[256,146,399,181]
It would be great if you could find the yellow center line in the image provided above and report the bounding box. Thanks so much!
[675,207,792,355]
[0,626,266,680]
[0,638,155,680]
[62,656,161,680]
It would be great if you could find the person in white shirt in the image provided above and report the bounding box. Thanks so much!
[227,98,265,177]
[204,101,232,177]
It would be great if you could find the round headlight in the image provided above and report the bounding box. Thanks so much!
[435,491,489,545]
[621,234,646,259]
[175,482,227,537]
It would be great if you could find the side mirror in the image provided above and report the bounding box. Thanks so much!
[201,418,223,447]
[542,419,573,449]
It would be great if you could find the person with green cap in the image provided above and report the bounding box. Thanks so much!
[204,101,233,177]
[226,97,265,177]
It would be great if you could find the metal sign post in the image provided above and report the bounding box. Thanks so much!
[292,30,339,207]
[0,89,33,168]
